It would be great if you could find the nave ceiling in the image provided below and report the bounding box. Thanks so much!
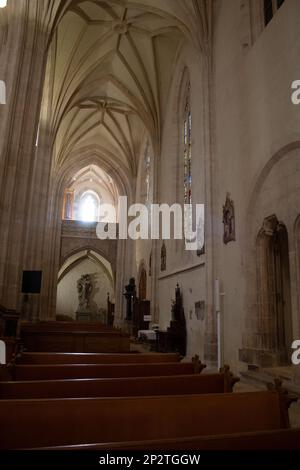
[40,0,211,185]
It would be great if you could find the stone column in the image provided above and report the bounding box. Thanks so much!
[150,139,160,325]
[0,0,63,317]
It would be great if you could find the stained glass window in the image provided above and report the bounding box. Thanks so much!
[184,85,192,205]
[141,140,152,205]
[144,140,151,204]
[184,83,192,240]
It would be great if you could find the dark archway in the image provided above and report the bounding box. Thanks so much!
[256,215,293,364]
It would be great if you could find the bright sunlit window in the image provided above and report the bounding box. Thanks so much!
[79,193,98,222]
[0,1,7,9]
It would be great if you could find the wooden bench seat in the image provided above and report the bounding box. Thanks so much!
[20,322,130,353]
[0,370,237,399]
[12,360,205,381]
[21,321,117,332]
[0,391,291,449]
[20,330,130,353]
[37,428,300,450]
[16,352,181,365]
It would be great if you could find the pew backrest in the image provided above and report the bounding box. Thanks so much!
[37,428,300,450]
[0,372,236,399]
[20,330,130,353]
[0,391,287,449]
[12,361,205,381]
[16,352,181,365]
[21,322,117,332]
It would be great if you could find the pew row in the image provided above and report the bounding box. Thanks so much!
[11,359,206,381]
[0,390,293,450]
[21,321,118,332]
[0,370,238,399]
[20,321,130,353]
[20,330,130,353]
[16,352,181,365]
[38,428,300,450]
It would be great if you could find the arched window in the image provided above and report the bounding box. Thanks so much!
[183,83,192,240]
[144,141,151,204]
[140,139,151,205]
[183,83,192,206]
[79,192,99,222]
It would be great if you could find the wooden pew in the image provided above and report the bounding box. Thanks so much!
[16,352,181,365]
[21,321,118,333]
[42,428,300,450]
[0,390,292,450]
[20,330,130,353]
[12,359,206,381]
[20,321,130,353]
[0,369,237,399]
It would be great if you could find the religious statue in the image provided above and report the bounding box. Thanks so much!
[223,193,236,244]
[156,284,186,356]
[123,278,136,321]
[76,274,93,314]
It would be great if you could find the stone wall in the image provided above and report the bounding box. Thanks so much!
[212,0,300,369]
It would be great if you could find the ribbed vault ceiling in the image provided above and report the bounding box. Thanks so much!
[69,164,119,205]
[45,0,196,181]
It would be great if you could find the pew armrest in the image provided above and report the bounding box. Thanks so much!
[220,365,240,392]
[192,355,206,374]
[266,377,299,428]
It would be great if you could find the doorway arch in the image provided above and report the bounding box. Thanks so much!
[56,249,115,322]
[256,215,292,363]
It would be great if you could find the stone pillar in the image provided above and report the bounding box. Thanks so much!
[201,54,218,366]
[0,0,62,318]
[150,140,160,325]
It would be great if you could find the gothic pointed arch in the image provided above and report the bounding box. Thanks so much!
[255,215,292,364]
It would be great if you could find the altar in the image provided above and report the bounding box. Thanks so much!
[138,328,157,342]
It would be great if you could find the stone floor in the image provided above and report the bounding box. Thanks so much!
[235,381,300,427]
[131,341,300,428]
[238,366,300,428]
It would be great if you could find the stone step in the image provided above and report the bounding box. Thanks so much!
[240,368,300,397]
[240,370,272,389]
[263,367,294,382]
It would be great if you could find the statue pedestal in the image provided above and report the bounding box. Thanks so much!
[76,311,91,322]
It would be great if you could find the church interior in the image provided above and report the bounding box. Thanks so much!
[1,0,300,454]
